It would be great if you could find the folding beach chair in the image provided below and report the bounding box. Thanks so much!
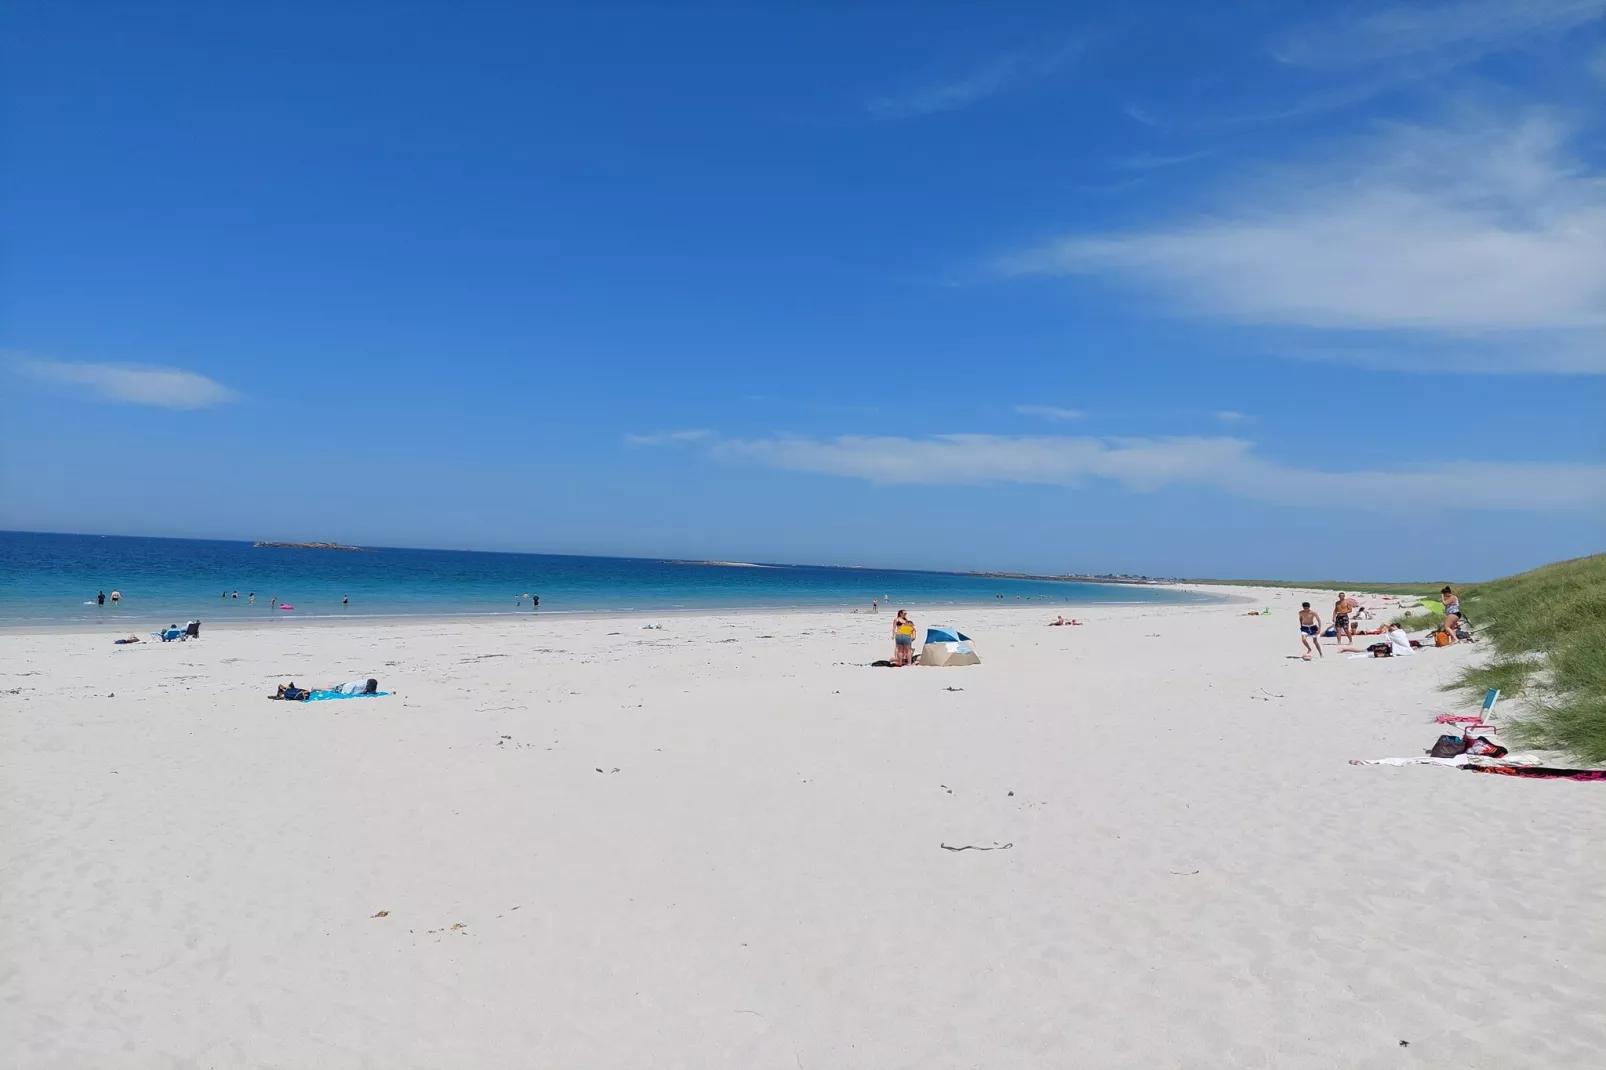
[1473,688,1499,731]
[1435,689,1499,732]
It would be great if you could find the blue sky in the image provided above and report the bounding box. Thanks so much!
[2,0,1603,579]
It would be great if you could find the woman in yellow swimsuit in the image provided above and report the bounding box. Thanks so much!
[893,610,916,667]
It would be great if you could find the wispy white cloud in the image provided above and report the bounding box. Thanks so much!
[1116,151,1212,171]
[8,353,239,408]
[1214,411,1247,422]
[1207,71,1451,127]
[1274,0,1606,68]
[868,42,1080,119]
[1121,103,1161,128]
[1015,404,1084,421]
[999,110,1606,373]
[1194,1,1606,126]
[671,432,1605,512]
[622,429,715,446]
[716,433,1242,492]
[1274,330,1606,374]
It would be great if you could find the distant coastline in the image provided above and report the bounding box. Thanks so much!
[253,541,372,552]
[963,571,1175,585]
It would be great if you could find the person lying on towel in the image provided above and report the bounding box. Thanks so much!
[271,678,379,700]
[1338,623,1414,658]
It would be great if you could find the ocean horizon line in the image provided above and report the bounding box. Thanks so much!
[0,527,1171,584]
[0,530,1217,626]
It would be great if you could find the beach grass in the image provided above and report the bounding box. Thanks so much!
[1445,553,1606,763]
[1390,610,1443,632]
[1454,658,1539,701]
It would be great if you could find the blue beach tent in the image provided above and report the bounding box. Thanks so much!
[921,626,980,666]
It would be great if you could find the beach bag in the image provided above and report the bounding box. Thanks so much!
[1434,631,1453,648]
[1427,734,1469,759]
[1466,736,1508,759]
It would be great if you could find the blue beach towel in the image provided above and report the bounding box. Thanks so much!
[305,689,390,701]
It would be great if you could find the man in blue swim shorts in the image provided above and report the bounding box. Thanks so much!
[1298,602,1324,660]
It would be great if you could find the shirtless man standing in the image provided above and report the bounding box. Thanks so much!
[1332,592,1356,645]
[1298,602,1324,660]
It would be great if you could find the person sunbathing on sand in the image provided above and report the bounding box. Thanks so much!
[1048,616,1082,626]
[1339,623,1415,657]
[272,678,378,700]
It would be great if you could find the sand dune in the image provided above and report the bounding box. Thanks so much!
[2,590,1602,1068]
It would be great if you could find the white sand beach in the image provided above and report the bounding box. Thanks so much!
[3,589,1603,1068]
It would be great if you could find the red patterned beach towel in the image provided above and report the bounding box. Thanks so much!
[1463,765,1606,781]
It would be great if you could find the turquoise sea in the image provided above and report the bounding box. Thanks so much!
[0,531,1217,625]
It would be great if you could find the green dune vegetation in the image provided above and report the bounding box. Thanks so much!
[1428,555,1606,764]
[1194,559,1606,761]
[1390,606,1448,633]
